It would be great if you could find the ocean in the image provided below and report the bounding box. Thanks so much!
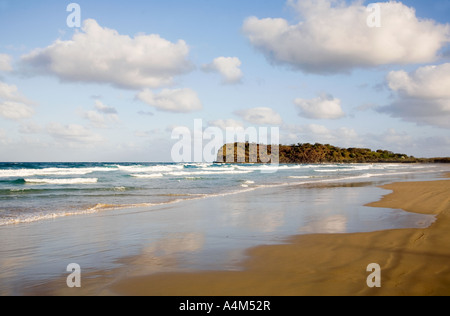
[0,162,448,227]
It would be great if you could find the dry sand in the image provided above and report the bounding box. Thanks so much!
[111,174,450,296]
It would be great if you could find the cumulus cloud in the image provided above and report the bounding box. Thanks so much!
[0,54,13,72]
[0,101,34,120]
[82,100,119,128]
[380,63,450,129]
[46,122,104,143]
[137,88,202,113]
[294,94,345,119]
[242,0,450,74]
[94,100,117,114]
[19,121,43,134]
[202,57,243,84]
[386,63,450,99]
[235,107,283,125]
[0,81,34,120]
[208,119,244,130]
[20,19,193,89]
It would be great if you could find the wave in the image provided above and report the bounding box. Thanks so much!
[167,170,253,176]
[234,164,312,171]
[0,209,102,226]
[240,180,255,188]
[116,164,182,173]
[24,178,98,185]
[0,178,26,184]
[130,173,164,178]
[288,176,319,179]
[314,169,339,173]
[183,163,215,169]
[0,167,114,178]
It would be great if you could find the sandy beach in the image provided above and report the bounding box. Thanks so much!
[110,173,450,296]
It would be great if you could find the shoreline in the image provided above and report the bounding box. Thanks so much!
[109,173,450,296]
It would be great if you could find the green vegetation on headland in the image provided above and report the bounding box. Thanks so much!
[217,142,450,164]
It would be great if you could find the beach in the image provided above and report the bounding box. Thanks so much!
[111,173,450,296]
[0,164,449,296]
[2,0,450,300]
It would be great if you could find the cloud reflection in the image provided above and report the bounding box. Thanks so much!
[299,214,348,234]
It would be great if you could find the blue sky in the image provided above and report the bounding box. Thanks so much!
[0,0,449,161]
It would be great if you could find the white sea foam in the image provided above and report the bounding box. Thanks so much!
[0,209,100,226]
[314,169,339,173]
[235,164,311,171]
[313,164,393,173]
[288,176,315,179]
[184,163,214,168]
[25,178,98,185]
[167,170,253,176]
[116,165,182,173]
[0,167,113,178]
[130,173,164,178]
[240,180,255,188]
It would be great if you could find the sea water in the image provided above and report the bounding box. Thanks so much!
[1,162,447,226]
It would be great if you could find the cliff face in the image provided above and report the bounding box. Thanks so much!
[216,142,448,164]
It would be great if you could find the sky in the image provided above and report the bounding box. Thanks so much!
[0,0,449,162]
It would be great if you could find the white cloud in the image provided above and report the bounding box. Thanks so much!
[94,100,117,114]
[0,81,34,120]
[0,82,29,103]
[242,0,450,74]
[235,107,283,125]
[0,101,34,120]
[46,122,104,143]
[381,63,450,128]
[202,57,243,84]
[0,54,13,72]
[19,121,43,134]
[294,94,345,119]
[374,128,413,148]
[83,110,106,127]
[21,19,193,89]
[82,100,119,128]
[283,124,449,157]
[137,88,202,113]
[208,119,244,130]
[387,63,450,99]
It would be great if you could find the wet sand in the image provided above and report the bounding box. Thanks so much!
[111,174,450,296]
